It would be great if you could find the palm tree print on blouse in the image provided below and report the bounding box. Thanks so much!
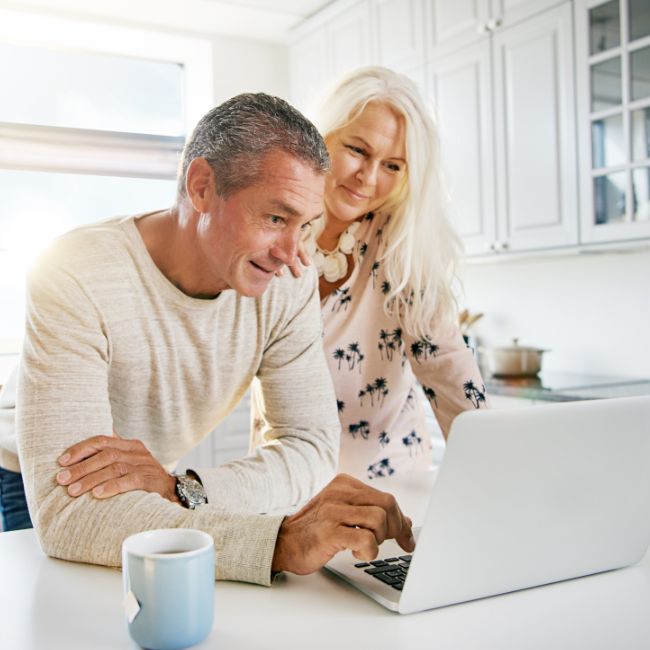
[348,420,370,440]
[368,458,395,479]
[358,377,390,407]
[346,342,364,372]
[463,380,487,408]
[410,337,440,364]
[331,287,352,312]
[336,399,345,413]
[364,212,375,221]
[332,348,346,370]
[381,280,390,295]
[422,385,438,408]
[378,431,390,447]
[358,241,368,257]
[370,261,380,288]
[378,328,404,362]
[402,430,423,457]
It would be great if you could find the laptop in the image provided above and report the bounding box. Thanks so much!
[325,396,650,614]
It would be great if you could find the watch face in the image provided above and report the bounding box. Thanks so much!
[178,476,206,508]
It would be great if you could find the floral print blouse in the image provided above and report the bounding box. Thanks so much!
[320,211,487,481]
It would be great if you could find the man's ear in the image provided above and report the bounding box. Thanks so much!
[185,158,216,212]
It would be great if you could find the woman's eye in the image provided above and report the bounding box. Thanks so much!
[386,162,402,172]
[345,144,365,156]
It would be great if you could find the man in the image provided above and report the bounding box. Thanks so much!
[12,93,414,583]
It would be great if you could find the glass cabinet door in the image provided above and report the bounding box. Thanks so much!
[578,0,650,241]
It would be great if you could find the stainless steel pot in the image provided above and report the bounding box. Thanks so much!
[479,338,549,378]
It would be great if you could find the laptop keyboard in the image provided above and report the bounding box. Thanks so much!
[353,555,411,591]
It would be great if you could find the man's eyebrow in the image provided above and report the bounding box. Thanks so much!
[347,135,406,163]
[269,199,299,217]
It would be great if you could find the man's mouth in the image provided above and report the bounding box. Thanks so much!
[250,261,276,275]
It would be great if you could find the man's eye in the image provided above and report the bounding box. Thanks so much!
[269,215,285,225]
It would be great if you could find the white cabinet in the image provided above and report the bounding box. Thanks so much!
[425,0,567,56]
[575,0,650,245]
[289,0,372,118]
[374,0,425,72]
[431,40,497,255]
[426,0,490,56]
[492,2,579,251]
[329,2,373,80]
[289,28,330,120]
[431,1,578,255]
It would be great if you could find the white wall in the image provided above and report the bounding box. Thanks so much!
[460,248,650,378]
[211,36,288,103]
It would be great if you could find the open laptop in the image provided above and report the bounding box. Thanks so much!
[325,396,650,614]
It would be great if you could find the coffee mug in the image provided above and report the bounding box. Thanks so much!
[122,528,215,650]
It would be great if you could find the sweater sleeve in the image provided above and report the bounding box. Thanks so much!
[404,324,489,438]
[193,266,340,513]
[17,259,282,586]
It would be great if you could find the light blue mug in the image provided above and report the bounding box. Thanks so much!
[122,528,215,650]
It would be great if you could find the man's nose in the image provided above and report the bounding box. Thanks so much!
[270,229,299,265]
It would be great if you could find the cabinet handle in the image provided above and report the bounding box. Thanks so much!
[486,17,502,30]
[491,240,510,252]
[477,23,488,34]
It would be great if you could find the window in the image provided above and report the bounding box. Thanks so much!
[0,8,213,348]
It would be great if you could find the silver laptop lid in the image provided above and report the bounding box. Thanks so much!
[399,396,650,613]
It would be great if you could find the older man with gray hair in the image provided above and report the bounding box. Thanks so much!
[8,93,414,583]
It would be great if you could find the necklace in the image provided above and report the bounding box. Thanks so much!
[306,221,361,283]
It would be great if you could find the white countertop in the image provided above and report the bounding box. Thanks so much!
[2,471,650,650]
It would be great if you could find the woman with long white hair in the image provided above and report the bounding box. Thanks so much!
[259,66,488,481]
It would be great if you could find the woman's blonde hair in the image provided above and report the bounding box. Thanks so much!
[317,66,461,338]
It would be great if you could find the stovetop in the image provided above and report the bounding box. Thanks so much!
[484,371,650,401]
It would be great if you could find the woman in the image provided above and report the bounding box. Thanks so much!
[297,66,487,480]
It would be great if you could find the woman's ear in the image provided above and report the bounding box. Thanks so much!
[185,158,216,212]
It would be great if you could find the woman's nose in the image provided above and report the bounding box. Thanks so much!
[356,160,379,186]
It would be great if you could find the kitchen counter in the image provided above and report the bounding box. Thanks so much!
[485,371,650,402]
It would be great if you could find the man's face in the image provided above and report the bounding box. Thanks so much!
[197,150,325,298]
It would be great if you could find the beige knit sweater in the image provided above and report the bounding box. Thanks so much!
[15,216,340,585]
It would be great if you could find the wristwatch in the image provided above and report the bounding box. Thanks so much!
[175,474,207,509]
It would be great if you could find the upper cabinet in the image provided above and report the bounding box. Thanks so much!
[425,0,568,56]
[289,0,373,119]
[432,2,578,254]
[289,0,650,258]
[575,0,650,243]
[374,0,425,72]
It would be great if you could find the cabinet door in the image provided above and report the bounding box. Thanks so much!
[328,0,373,82]
[492,1,579,251]
[430,40,497,255]
[575,0,650,244]
[490,0,568,30]
[375,0,425,72]
[289,29,330,119]
[426,0,490,56]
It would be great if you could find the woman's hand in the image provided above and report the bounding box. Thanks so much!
[276,239,312,279]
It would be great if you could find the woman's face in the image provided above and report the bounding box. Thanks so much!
[324,101,407,225]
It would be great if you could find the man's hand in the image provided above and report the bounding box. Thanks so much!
[56,434,180,504]
[271,474,415,575]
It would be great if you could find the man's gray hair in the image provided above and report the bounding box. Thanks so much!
[178,93,330,198]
